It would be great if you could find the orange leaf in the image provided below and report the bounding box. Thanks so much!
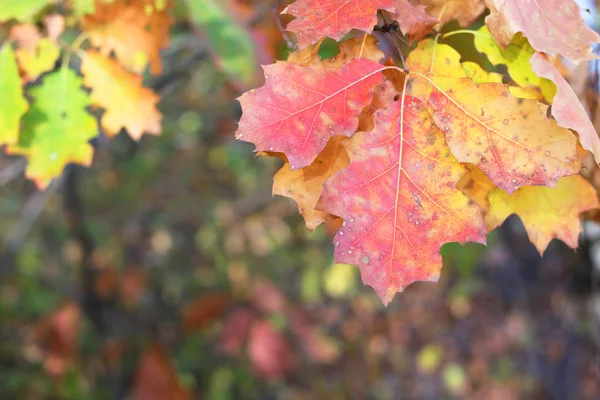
[181,292,231,333]
[236,58,385,169]
[131,344,189,400]
[273,136,350,230]
[81,50,162,140]
[317,91,486,304]
[83,0,172,74]
[485,0,600,63]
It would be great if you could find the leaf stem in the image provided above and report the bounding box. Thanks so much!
[441,30,491,40]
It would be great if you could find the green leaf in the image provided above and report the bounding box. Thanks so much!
[13,68,98,188]
[473,26,556,101]
[71,0,96,16]
[0,0,51,21]
[184,0,260,89]
[0,44,29,145]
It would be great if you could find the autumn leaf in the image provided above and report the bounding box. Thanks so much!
[10,23,61,82]
[389,0,437,41]
[0,44,28,145]
[236,58,384,169]
[131,344,189,400]
[81,50,162,140]
[405,39,467,79]
[461,61,543,99]
[484,0,600,63]
[418,0,485,27]
[408,74,580,193]
[284,0,395,49]
[9,69,97,188]
[83,0,172,74]
[317,94,486,305]
[530,53,600,165]
[472,26,555,101]
[459,167,599,254]
[247,319,295,379]
[0,0,52,22]
[273,136,350,230]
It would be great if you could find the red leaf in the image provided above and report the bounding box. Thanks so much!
[219,308,254,356]
[284,0,395,49]
[236,58,384,169]
[247,320,295,379]
[317,90,486,304]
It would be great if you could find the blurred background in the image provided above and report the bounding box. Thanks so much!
[0,0,599,399]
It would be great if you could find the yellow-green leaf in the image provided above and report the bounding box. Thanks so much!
[0,44,29,145]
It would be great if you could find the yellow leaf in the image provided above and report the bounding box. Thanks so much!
[81,50,162,140]
[459,168,599,254]
[407,74,580,193]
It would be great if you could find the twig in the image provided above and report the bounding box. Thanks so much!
[0,159,26,186]
[6,176,64,252]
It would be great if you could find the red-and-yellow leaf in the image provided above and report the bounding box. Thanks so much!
[81,50,162,140]
[530,52,600,165]
[409,74,580,193]
[83,0,172,74]
[459,167,599,254]
[317,93,486,305]
[485,0,600,63]
[284,0,395,49]
[236,58,384,169]
[273,136,350,230]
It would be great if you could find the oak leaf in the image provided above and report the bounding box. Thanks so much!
[273,136,349,230]
[0,44,28,146]
[459,167,599,253]
[10,23,60,82]
[83,0,172,74]
[409,75,580,193]
[417,0,485,27]
[236,58,384,169]
[530,53,600,165]
[473,26,555,101]
[81,50,162,140]
[389,0,438,42]
[317,94,486,305]
[484,0,600,63]
[9,69,98,188]
[284,0,395,49]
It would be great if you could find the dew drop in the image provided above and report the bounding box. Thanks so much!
[545,151,550,156]
[339,231,344,235]
[361,256,370,264]
[348,250,353,255]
